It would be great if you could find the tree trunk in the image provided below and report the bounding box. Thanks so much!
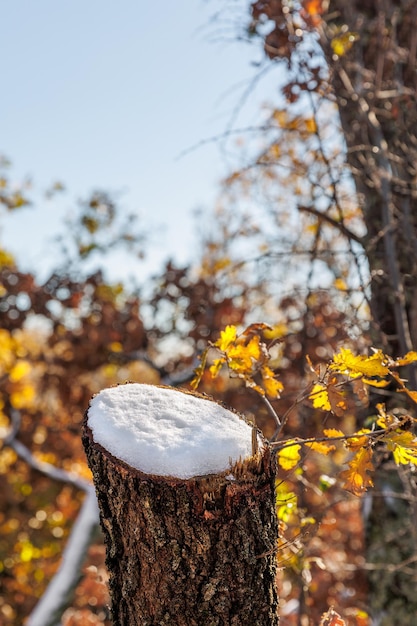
[82,389,279,626]
[320,2,417,622]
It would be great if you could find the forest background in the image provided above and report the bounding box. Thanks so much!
[2,1,417,625]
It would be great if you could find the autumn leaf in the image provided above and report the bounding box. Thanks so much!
[327,381,348,417]
[323,428,345,439]
[309,383,331,411]
[395,351,417,366]
[214,325,237,351]
[261,365,284,399]
[209,357,224,378]
[305,440,336,455]
[340,448,374,496]
[227,335,262,374]
[330,348,389,378]
[361,377,390,388]
[278,440,301,470]
[386,431,417,466]
[345,429,372,451]
[190,347,208,389]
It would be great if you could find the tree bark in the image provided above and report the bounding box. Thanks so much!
[82,390,279,626]
[320,2,417,622]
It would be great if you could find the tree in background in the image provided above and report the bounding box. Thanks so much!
[211,0,417,622]
[2,1,417,623]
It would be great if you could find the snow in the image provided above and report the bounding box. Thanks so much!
[87,383,262,479]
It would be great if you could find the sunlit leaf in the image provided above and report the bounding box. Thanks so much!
[209,357,224,378]
[395,351,417,366]
[309,383,331,411]
[345,429,372,451]
[278,440,301,470]
[305,440,336,455]
[190,347,208,389]
[330,348,389,378]
[214,325,237,351]
[340,447,374,496]
[323,428,345,439]
[361,377,390,388]
[386,431,417,466]
[261,365,284,399]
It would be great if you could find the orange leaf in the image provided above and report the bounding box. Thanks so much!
[323,428,345,439]
[395,351,417,366]
[305,441,336,455]
[340,448,374,496]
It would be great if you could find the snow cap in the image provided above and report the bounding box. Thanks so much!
[87,383,262,479]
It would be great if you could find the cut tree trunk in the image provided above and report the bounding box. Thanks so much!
[82,387,279,626]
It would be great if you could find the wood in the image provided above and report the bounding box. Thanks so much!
[82,389,279,626]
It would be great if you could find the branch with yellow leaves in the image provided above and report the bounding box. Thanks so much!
[192,323,417,497]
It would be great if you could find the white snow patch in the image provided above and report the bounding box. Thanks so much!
[87,383,262,479]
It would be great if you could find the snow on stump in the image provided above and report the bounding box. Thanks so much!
[82,383,279,626]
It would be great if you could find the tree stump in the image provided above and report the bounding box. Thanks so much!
[82,383,279,626]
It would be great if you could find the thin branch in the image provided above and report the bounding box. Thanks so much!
[298,204,364,245]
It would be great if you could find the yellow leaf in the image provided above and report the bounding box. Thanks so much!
[340,447,374,496]
[214,325,237,352]
[395,351,417,366]
[190,348,208,389]
[262,375,284,399]
[386,431,417,466]
[323,428,345,439]
[227,336,262,373]
[330,348,389,378]
[209,358,224,378]
[309,383,331,411]
[361,377,390,388]
[261,365,284,398]
[278,440,301,470]
[345,429,372,451]
[305,440,336,455]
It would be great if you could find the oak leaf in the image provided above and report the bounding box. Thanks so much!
[278,440,301,470]
[340,448,374,495]
[330,348,389,378]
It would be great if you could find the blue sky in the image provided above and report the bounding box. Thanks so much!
[1,1,278,283]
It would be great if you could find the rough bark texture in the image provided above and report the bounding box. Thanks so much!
[82,390,279,626]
